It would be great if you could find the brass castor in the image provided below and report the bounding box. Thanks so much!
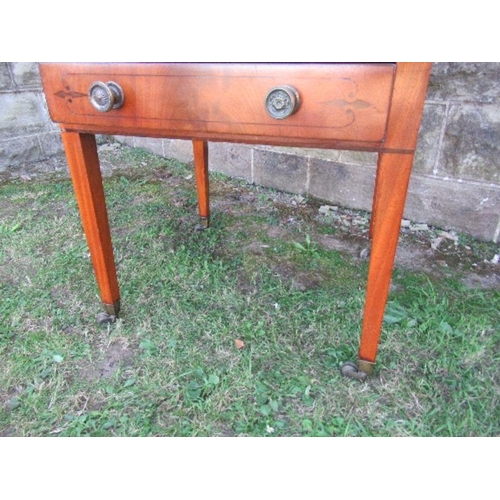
[96,312,116,325]
[340,361,368,380]
[359,247,371,260]
[195,217,209,231]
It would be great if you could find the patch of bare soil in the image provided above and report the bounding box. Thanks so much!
[301,202,499,290]
[78,338,135,381]
[0,153,69,184]
[270,261,326,291]
[395,224,499,289]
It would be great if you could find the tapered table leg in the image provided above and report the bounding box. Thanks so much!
[357,152,414,374]
[369,161,382,241]
[193,140,210,228]
[61,132,120,316]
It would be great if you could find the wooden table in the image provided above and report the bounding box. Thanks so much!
[39,62,431,378]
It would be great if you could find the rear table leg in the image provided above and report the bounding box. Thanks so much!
[359,158,384,261]
[193,140,210,229]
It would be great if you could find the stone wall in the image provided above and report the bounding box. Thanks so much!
[0,63,62,168]
[1,62,499,242]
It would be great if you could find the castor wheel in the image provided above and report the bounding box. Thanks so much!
[340,361,368,380]
[195,217,209,232]
[96,312,116,325]
[359,247,371,260]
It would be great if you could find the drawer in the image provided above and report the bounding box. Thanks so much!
[40,63,395,145]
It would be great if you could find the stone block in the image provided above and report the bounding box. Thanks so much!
[253,148,308,195]
[256,145,342,162]
[0,136,42,171]
[11,63,42,88]
[96,134,111,145]
[0,63,12,90]
[440,104,500,183]
[339,150,377,166]
[405,173,500,242]
[0,92,51,138]
[39,131,64,157]
[413,103,446,175]
[164,139,193,163]
[132,136,164,157]
[428,63,500,104]
[309,158,376,211]
[208,142,252,181]
[113,135,135,148]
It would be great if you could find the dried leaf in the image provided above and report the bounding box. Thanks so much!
[234,339,245,349]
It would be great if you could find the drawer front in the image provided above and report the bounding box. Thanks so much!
[40,63,395,144]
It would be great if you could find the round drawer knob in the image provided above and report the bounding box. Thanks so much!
[265,85,300,119]
[88,81,124,112]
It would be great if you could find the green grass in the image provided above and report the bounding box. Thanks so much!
[1,146,499,436]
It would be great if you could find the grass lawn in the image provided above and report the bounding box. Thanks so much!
[1,144,499,436]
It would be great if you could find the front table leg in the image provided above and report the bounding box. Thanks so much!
[61,132,121,318]
[342,152,414,378]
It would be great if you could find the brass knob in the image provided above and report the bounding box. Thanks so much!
[88,81,124,112]
[265,85,300,119]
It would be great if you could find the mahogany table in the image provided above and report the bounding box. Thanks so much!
[39,62,431,378]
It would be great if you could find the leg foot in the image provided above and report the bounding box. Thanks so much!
[195,216,209,231]
[358,359,375,375]
[103,300,120,316]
